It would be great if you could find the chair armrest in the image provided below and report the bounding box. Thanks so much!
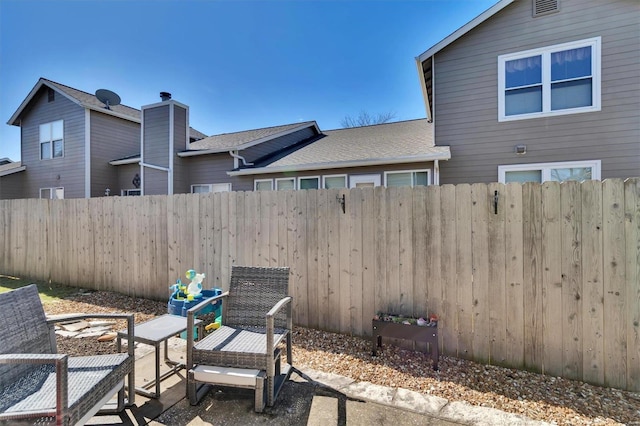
[265,296,292,355]
[47,313,136,358]
[186,292,229,370]
[0,354,69,420]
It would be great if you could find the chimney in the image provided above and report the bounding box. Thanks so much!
[160,91,172,101]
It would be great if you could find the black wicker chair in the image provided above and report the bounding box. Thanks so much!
[186,266,292,412]
[0,284,134,425]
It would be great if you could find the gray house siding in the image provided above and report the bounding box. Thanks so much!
[241,127,317,164]
[173,106,189,193]
[18,88,86,198]
[144,167,168,195]
[90,111,140,197]
[116,163,141,195]
[0,172,25,199]
[186,154,236,191]
[432,0,640,184]
[142,105,170,168]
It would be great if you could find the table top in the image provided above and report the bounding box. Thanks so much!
[118,314,201,343]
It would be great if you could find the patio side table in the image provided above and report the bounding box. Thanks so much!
[117,314,202,398]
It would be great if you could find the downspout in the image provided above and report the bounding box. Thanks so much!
[229,150,254,168]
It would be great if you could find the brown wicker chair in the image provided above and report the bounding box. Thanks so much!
[0,284,134,426]
[186,266,292,412]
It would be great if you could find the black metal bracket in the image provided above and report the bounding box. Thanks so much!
[493,190,499,214]
[337,194,346,214]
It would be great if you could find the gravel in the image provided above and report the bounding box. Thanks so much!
[45,290,640,425]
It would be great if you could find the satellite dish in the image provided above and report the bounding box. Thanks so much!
[95,89,121,110]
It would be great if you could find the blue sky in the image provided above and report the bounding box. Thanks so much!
[0,0,496,161]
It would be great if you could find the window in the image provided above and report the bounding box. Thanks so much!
[385,170,430,187]
[498,160,601,183]
[122,189,141,196]
[323,175,347,189]
[276,177,295,191]
[498,37,600,121]
[298,176,320,190]
[349,174,381,188]
[40,120,64,159]
[254,179,273,191]
[191,183,232,193]
[40,187,64,199]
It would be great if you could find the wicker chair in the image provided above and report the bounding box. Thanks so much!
[0,284,135,426]
[186,266,292,412]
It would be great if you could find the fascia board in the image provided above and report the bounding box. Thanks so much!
[416,0,515,62]
[109,157,141,166]
[234,122,321,151]
[227,152,451,176]
[85,105,141,123]
[0,165,26,176]
[8,79,83,125]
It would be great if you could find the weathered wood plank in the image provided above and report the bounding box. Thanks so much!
[560,181,583,381]
[456,184,474,360]
[398,186,414,318]
[602,179,627,389]
[471,183,490,364]
[504,183,524,368]
[374,186,388,320]
[440,184,458,356]
[581,180,604,385]
[412,186,428,318]
[487,182,507,366]
[316,190,330,331]
[349,188,363,335]
[339,188,351,334]
[541,182,563,377]
[306,190,319,329]
[425,185,443,349]
[361,187,376,335]
[624,178,640,391]
[523,182,543,373]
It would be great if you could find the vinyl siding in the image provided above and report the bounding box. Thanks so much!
[144,167,168,195]
[116,163,141,195]
[142,105,170,168]
[90,111,140,197]
[186,154,236,191]
[0,172,25,199]
[432,0,640,184]
[173,106,189,193]
[241,127,317,163]
[18,88,86,198]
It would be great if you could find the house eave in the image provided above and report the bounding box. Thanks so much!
[0,165,26,177]
[109,157,140,166]
[227,151,451,176]
[416,0,515,62]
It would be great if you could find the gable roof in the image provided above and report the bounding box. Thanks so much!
[416,0,514,62]
[228,119,450,176]
[7,78,207,140]
[182,121,320,155]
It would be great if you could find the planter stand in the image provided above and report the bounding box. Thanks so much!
[371,320,439,370]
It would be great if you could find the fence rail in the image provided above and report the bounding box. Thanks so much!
[1,179,639,391]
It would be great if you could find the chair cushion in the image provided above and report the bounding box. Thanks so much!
[0,353,132,422]
[192,325,287,368]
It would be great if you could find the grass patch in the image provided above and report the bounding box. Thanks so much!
[0,275,81,304]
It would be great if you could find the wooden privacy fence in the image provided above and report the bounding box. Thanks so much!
[1,178,639,392]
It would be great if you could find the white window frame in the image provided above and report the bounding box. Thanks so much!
[349,174,381,188]
[498,37,601,122]
[121,189,141,196]
[39,120,64,160]
[191,183,232,193]
[322,174,347,189]
[40,187,64,199]
[498,160,601,183]
[384,169,431,187]
[275,177,296,191]
[298,176,320,190]
[254,179,273,191]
